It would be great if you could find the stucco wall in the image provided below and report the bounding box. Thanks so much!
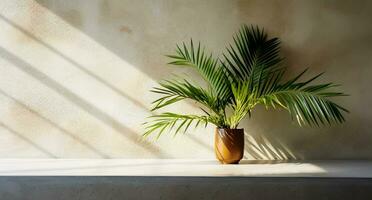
[0,0,371,159]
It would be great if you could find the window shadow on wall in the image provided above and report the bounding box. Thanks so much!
[29,1,298,159]
[0,13,214,156]
[0,46,169,158]
[0,121,58,158]
[34,0,183,81]
[0,14,149,114]
[7,0,371,159]
[0,90,110,158]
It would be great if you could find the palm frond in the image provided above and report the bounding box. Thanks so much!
[143,112,211,138]
[226,65,286,128]
[223,25,282,82]
[228,81,255,128]
[259,70,348,126]
[167,40,232,106]
[151,79,220,113]
[144,24,348,137]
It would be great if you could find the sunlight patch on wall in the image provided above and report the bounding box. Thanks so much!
[0,0,213,158]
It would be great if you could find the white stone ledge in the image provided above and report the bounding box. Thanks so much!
[0,159,371,177]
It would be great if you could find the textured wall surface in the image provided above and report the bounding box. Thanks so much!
[0,0,371,159]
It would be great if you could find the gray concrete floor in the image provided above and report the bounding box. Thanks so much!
[0,176,371,200]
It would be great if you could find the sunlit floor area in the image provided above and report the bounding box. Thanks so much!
[0,159,371,177]
[0,160,372,199]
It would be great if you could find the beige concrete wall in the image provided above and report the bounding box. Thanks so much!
[0,0,370,159]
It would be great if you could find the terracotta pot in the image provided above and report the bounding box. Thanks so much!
[214,128,244,164]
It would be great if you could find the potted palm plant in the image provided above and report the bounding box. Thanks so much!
[144,25,348,164]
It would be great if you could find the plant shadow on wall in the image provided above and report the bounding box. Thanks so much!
[143,25,348,164]
[243,130,297,160]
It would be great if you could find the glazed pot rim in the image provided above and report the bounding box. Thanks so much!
[216,128,244,131]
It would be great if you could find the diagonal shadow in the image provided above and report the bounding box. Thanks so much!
[0,13,217,153]
[1,12,231,155]
[185,133,213,152]
[33,0,166,80]
[0,7,207,112]
[244,132,298,160]
[0,90,110,158]
[0,121,58,158]
[0,46,169,158]
[27,1,372,160]
[0,14,150,114]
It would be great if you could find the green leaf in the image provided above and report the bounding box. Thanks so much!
[144,24,348,137]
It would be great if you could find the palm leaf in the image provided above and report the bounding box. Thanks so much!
[143,112,211,138]
[259,70,348,126]
[144,24,348,137]
[167,40,232,108]
[151,79,220,113]
[223,25,282,82]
